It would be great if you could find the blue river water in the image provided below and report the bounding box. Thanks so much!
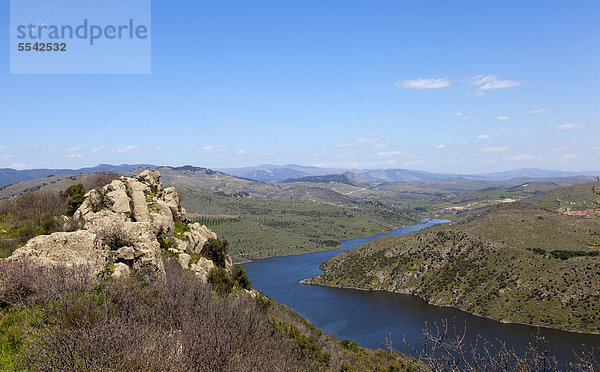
[242,219,600,365]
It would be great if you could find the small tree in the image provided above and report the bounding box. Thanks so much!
[63,183,86,216]
[203,238,229,268]
[232,265,252,290]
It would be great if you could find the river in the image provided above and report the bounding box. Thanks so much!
[242,219,600,366]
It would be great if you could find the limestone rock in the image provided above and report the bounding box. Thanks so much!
[178,253,191,268]
[190,257,215,281]
[10,230,108,276]
[137,170,160,186]
[4,170,226,284]
[113,263,130,278]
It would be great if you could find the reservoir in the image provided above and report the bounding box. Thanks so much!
[243,219,600,366]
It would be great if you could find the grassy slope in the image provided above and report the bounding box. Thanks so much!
[307,199,600,334]
[178,187,416,262]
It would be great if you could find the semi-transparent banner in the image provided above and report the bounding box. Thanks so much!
[10,0,151,74]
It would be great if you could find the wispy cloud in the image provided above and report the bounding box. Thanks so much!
[496,115,510,121]
[338,135,384,148]
[356,135,384,144]
[404,160,424,167]
[0,145,6,150]
[436,144,446,149]
[373,150,408,158]
[395,78,451,90]
[550,145,571,152]
[560,154,577,162]
[529,108,548,115]
[512,154,535,160]
[477,134,491,139]
[10,163,32,170]
[187,145,227,153]
[556,123,584,130]
[481,146,509,153]
[1,154,15,159]
[456,112,475,121]
[61,147,84,159]
[116,145,138,153]
[90,146,106,153]
[469,74,521,95]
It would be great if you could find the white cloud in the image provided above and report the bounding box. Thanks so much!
[356,135,384,144]
[10,163,32,170]
[556,123,584,130]
[373,150,408,158]
[436,144,446,149]
[477,134,491,139]
[481,146,509,153]
[496,115,510,121]
[550,145,571,152]
[589,146,600,152]
[395,78,451,90]
[90,146,106,153]
[529,108,548,115]
[116,145,138,153]
[338,135,384,148]
[0,145,6,150]
[469,74,521,94]
[455,112,474,120]
[560,153,577,162]
[404,160,424,167]
[1,154,15,159]
[512,154,535,160]
[62,147,84,159]
[151,146,163,152]
[187,144,228,153]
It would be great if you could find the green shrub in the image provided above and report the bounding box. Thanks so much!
[64,183,86,216]
[340,339,360,352]
[269,317,330,367]
[173,222,191,241]
[232,265,252,290]
[203,238,229,268]
[550,249,599,260]
[207,267,235,294]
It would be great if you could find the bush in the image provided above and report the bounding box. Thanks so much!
[0,261,37,308]
[202,238,229,268]
[207,267,235,294]
[63,184,86,216]
[232,265,252,290]
[550,249,599,260]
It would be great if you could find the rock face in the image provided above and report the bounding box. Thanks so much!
[7,170,225,283]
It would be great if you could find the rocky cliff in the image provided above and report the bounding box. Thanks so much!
[7,170,229,282]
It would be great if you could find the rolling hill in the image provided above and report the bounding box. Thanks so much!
[306,187,600,334]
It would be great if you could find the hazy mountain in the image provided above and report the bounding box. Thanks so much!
[282,171,371,187]
[218,164,347,182]
[2,163,597,188]
[471,168,599,181]
[0,164,156,187]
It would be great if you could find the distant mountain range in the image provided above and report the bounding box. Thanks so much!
[1,163,598,187]
[0,164,155,187]
[219,164,599,183]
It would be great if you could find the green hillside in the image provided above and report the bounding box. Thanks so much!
[306,200,600,334]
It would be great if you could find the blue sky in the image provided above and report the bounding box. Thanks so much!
[1,1,599,173]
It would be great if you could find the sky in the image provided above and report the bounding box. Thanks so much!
[1,0,599,173]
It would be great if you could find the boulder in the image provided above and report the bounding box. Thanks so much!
[137,170,161,187]
[10,230,108,278]
[4,170,226,284]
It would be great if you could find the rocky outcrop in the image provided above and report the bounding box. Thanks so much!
[7,170,226,283]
